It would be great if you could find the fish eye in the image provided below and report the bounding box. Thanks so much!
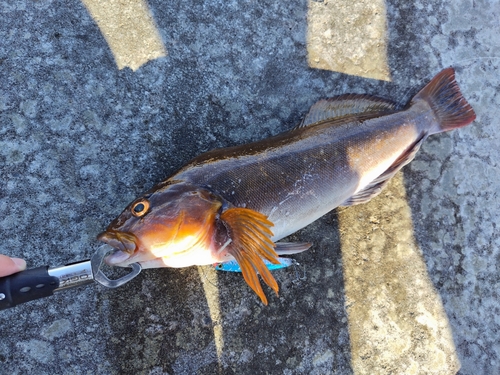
[131,199,150,217]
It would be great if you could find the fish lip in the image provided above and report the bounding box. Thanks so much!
[97,231,138,265]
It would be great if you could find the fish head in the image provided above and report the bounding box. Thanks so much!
[98,182,222,268]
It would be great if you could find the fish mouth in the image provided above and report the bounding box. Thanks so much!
[97,231,138,266]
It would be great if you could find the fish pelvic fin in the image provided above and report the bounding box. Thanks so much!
[220,207,280,305]
[412,67,476,133]
[275,242,312,255]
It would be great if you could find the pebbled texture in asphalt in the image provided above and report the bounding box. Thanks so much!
[1,1,499,374]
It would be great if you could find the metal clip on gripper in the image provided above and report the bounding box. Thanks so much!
[0,245,141,311]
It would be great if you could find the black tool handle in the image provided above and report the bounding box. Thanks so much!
[0,266,60,311]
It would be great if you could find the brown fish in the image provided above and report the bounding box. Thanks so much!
[98,68,475,304]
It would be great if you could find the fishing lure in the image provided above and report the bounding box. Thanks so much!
[214,257,295,272]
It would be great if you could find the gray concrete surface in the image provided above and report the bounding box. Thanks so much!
[1,0,499,374]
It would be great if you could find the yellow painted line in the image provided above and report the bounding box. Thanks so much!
[338,173,459,374]
[197,266,225,365]
[307,0,391,81]
[81,0,167,71]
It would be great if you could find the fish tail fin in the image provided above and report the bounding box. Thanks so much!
[412,67,476,133]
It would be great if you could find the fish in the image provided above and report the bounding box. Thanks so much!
[98,68,475,304]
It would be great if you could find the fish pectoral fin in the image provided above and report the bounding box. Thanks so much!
[297,94,396,128]
[342,135,426,206]
[220,207,279,305]
[275,242,312,255]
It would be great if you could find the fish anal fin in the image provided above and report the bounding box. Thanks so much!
[220,207,279,304]
[342,136,425,206]
[298,94,396,128]
[341,179,392,206]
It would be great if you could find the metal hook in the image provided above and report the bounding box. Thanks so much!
[90,245,142,288]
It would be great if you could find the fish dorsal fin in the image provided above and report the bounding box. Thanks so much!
[220,207,280,305]
[341,135,425,206]
[298,94,396,128]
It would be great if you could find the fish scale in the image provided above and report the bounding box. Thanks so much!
[174,111,419,240]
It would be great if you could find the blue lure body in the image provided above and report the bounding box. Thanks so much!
[214,257,295,272]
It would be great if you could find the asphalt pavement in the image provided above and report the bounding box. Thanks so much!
[1,1,499,374]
